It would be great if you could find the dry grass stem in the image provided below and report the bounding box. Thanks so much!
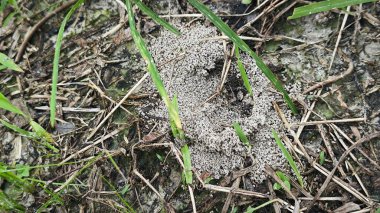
[273,101,312,163]
[59,128,122,165]
[87,73,149,140]
[291,117,366,127]
[133,169,164,202]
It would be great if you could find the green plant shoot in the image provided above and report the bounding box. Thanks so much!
[272,130,303,187]
[50,0,85,127]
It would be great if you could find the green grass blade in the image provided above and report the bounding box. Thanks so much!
[288,0,377,19]
[36,187,64,213]
[169,95,185,139]
[241,0,252,5]
[233,122,251,150]
[187,0,298,114]
[0,0,8,12]
[0,164,34,192]
[0,92,25,116]
[245,199,281,213]
[272,130,303,187]
[125,0,184,137]
[0,52,23,72]
[0,119,33,137]
[319,150,325,165]
[101,176,135,213]
[235,47,253,96]
[274,171,291,190]
[0,190,25,212]
[29,120,54,143]
[50,0,84,127]
[30,121,58,153]
[181,144,192,185]
[132,0,180,35]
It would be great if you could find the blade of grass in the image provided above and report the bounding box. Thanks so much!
[0,119,33,137]
[245,199,282,213]
[0,0,8,12]
[50,0,84,127]
[0,163,34,192]
[0,52,23,72]
[273,171,291,190]
[101,176,135,213]
[125,0,184,137]
[1,117,56,152]
[319,150,325,165]
[181,144,192,185]
[54,152,103,193]
[131,0,180,35]
[233,122,251,150]
[30,120,54,143]
[0,190,25,212]
[169,95,185,139]
[0,92,25,116]
[288,0,376,19]
[272,130,303,187]
[36,187,63,213]
[2,11,18,27]
[187,0,298,114]
[235,47,253,96]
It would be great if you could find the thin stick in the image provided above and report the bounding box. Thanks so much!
[331,124,380,170]
[318,125,346,177]
[188,185,197,213]
[59,128,122,165]
[237,0,283,34]
[299,197,345,201]
[133,169,164,201]
[218,44,235,93]
[88,80,132,115]
[16,0,77,62]
[34,106,101,113]
[296,89,322,138]
[222,177,241,213]
[313,163,371,205]
[87,73,149,140]
[161,0,271,18]
[267,180,281,213]
[328,6,351,72]
[291,117,365,127]
[309,132,380,209]
[346,161,369,197]
[203,184,269,198]
[273,102,312,163]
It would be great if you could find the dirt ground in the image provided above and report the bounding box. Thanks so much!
[0,0,379,212]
